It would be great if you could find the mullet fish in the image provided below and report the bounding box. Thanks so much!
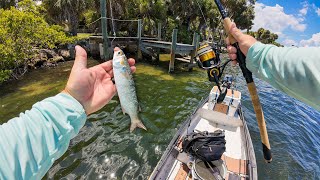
[113,48,147,132]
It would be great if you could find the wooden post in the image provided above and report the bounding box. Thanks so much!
[196,34,200,50]
[169,29,178,73]
[100,0,109,60]
[157,23,162,41]
[137,19,142,60]
[156,22,161,62]
[189,32,198,71]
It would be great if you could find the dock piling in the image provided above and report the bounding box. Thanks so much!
[100,0,110,60]
[137,19,143,60]
[156,23,162,61]
[169,29,178,73]
[189,32,199,71]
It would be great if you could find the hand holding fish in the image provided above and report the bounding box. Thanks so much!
[63,46,136,115]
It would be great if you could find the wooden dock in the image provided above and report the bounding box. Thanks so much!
[89,18,200,72]
[140,28,200,72]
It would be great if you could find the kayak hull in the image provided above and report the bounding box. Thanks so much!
[149,86,257,180]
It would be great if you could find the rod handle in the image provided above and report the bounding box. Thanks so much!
[248,82,272,163]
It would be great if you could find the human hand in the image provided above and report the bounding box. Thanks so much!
[225,23,257,65]
[63,46,136,115]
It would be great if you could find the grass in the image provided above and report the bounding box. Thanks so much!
[77,33,94,40]
[159,54,171,61]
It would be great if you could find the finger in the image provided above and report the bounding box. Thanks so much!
[100,60,113,71]
[128,58,135,66]
[130,66,136,73]
[227,45,237,54]
[108,69,114,77]
[229,23,243,42]
[228,53,237,60]
[73,45,87,70]
[114,47,121,51]
[231,60,238,66]
[225,37,230,46]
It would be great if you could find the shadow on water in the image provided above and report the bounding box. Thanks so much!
[0,58,319,179]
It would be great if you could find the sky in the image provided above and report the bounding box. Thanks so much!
[252,0,320,47]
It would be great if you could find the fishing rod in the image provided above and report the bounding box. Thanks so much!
[213,0,272,163]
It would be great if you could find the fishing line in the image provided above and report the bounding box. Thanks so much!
[109,0,116,46]
[195,0,209,29]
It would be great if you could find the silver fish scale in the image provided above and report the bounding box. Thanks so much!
[113,49,146,132]
[113,52,139,118]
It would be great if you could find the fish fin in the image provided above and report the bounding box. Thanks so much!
[139,105,142,112]
[130,118,147,133]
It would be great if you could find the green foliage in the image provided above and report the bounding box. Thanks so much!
[83,10,97,29]
[63,0,255,42]
[0,70,12,82]
[248,28,282,47]
[0,0,77,83]
[222,0,255,31]
[43,0,91,35]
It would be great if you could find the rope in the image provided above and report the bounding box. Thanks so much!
[95,17,139,22]
[86,17,102,27]
[105,18,139,22]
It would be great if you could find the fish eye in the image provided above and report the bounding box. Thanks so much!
[118,52,121,55]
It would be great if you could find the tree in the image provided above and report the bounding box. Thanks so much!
[221,0,255,31]
[0,0,75,83]
[43,0,90,36]
[0,0,17,9]
[248,28,282,46]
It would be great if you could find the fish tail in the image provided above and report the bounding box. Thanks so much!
[130,118,147,132]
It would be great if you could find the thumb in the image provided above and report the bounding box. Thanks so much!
[73,45,87,70]
[229,23,244,43]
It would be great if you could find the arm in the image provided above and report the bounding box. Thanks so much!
[226,23,320,111]
[0,93,86,179]
[246,43,320,111]
[0,46,136,179]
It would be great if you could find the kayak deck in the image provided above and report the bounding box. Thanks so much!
[150,86,257,180]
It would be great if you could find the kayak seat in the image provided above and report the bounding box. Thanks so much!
[197,108,243,127]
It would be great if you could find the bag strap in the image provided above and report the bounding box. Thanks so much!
[204,161,224,180]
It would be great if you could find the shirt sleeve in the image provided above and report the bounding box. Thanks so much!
[0,93,87,180]
[246,42,320,111]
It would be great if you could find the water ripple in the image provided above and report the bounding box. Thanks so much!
[5,63,315,179]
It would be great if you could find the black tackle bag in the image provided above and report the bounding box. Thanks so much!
[182,130,226,162]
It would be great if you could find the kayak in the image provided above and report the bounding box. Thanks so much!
[149,85,257,179]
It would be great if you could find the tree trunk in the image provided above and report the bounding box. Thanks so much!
[70,13,79,36]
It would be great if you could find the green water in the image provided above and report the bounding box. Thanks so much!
[0,59,319,179]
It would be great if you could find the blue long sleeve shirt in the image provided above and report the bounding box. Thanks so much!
[247,42,320,111]
[0,93,86,179]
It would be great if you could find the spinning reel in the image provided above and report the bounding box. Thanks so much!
[196,42,231,103]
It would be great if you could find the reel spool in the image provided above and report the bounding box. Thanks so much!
[196,42,221,83]
[197,42,220,69]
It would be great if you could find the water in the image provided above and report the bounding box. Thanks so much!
[0,59,319,179]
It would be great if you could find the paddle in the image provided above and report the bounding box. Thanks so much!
[214,0,272,163]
